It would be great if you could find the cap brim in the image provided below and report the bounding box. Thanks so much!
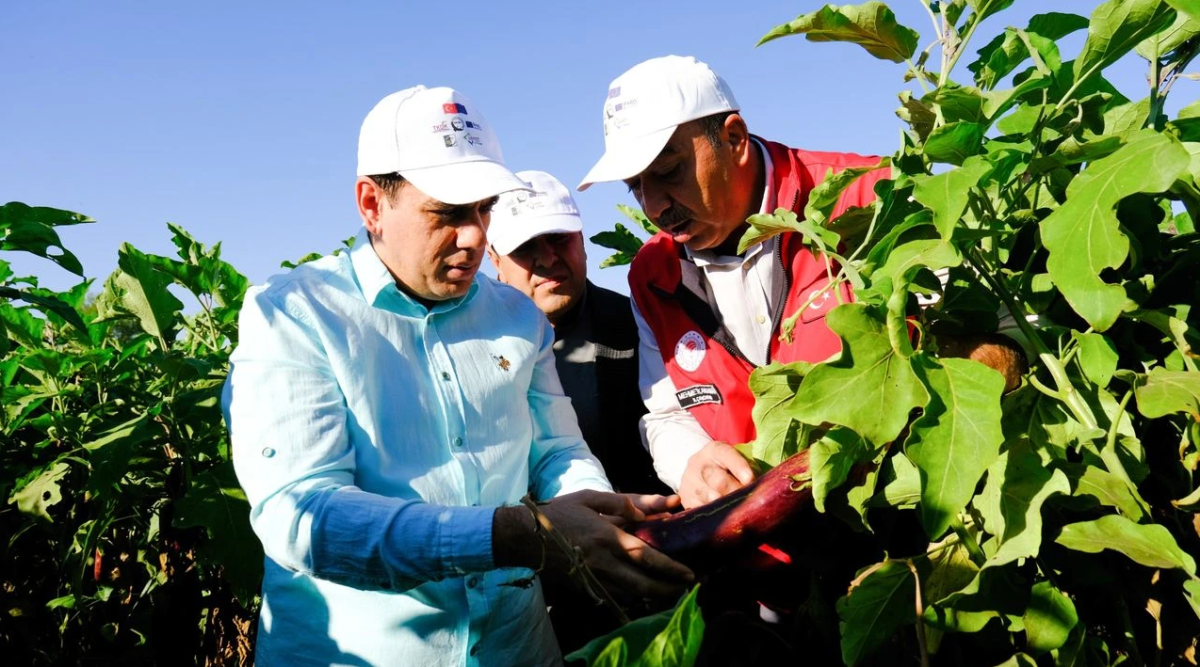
[576,125,676,191]
[401,159,532,205]
[490,214,584,255]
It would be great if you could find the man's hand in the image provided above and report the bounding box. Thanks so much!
[495,491,693,602]
[678,440,756,509]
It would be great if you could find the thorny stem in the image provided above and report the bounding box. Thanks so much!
[905,559,931,667]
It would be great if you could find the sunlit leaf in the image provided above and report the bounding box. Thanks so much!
[758,1,920,63]
[1057,515,1197,573]
[975,440,1071,566]
[837,559,928,665]
[1074,0,1177,89]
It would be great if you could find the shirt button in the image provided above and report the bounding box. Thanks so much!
[756,314,767,324]
[261,447,276,458]
[441,371,451,381]
[453,437,463,447]
[466,576,479,589]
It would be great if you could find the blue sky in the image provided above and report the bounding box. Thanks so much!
[2,1,1189,296]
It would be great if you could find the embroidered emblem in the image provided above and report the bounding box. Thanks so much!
[674,330,706,372]
[495,355,511,372]
[808,287,832,312]
[676,384,723,409]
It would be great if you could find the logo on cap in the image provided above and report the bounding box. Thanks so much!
[465,120,483,130]
[443,134,457,147]
[450,117,465,131]
[431,121,449,132]
[675,331,706,372]
[608,86,621,99]
[463,133,483,146]
[442,102,468,115]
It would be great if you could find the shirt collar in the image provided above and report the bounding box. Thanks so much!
[687,137,776,268]
[348,226,478,315]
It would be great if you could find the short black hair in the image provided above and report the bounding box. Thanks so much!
[366,173,406,202]
[697,111,736,149]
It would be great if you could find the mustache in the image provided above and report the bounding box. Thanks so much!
[657,205,694,229]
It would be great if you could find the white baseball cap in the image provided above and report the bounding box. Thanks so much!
[489,170,585,255]
[577,55,740,191]
[357,85,531,205]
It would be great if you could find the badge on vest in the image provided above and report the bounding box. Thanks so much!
[676,384,723,409]
[674,330,706,372]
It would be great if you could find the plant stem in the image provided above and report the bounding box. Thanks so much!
[905,559,931,667]
[1102,388,1137,488]
[950,516,987,567]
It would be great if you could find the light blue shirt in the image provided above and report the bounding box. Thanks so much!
[223,228,612,667]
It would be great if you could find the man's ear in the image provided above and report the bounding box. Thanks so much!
[356,177,385,235]
[724,113,752,167]
[487,246,506,282]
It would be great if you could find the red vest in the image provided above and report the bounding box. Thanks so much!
[629,139,887,445]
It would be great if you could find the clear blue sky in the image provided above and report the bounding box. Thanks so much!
[2,1,1187,296]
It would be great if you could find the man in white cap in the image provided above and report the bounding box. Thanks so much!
[224,86,692,667]
[578,55,891,511]
[579,56,1023,515]
[488,170,667,496]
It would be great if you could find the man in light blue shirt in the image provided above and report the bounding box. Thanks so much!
[223,85,692,667]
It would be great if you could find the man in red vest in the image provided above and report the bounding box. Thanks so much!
[578,56,1022,512]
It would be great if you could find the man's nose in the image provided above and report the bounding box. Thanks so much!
[533,237,559,269]
[458,211,488,250]
[639,179,671,222]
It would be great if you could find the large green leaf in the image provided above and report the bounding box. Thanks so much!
[617,204,660,237]
[758,1,920,63]
[925,565,1028,633]
[0,285,88,332]
[911,156,992,240]
[745,362,813,467]
[1074,0,1177,89]
[1023,581,1078,655]
[791,304,929,445]
[975,440,1071,566]
[567,586,704,667]
[1165,0,1200,23]
[964,0,1017,25]
[871,452,921,508]
[112,243,184,341]
[804,158,890,229]
[1133,367,1200,418]
[1057,515,1197,573]
[173,462,265,605]
[1039,131,1190,331]
[837,559,928,666]
[1184,578,1200,622]
[906,357,1006,540]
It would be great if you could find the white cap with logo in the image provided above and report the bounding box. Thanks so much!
[489,170,585,255]
[357,85,531,205]
[577,55,740,191]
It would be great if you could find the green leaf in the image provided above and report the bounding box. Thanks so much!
[1023,581,1078,655]
[911,156,992,240]
[837,559,928,666]
[758,1,920,63]
[804,158,890,229]
[869,237,963,288]
[791,304,929,445]
[992,654,1037,667]
[924,122,985,165]
[871,452,921,508]
[906,357,1006,540]
[112,243,185,341]
[897,91,937,142]
[926,565,1028,633]
[1058,462,1150,521]
[746,362,813,467]
[618,204,660,237]
[810,427,873,512]
[592,223,645,269]
[975,440,1071,566]
[46,594,76,611]
[568,586,704,667]
[740,208,839,255]
[1166,0,1200,21]
[1074,332,1119,387]
[1074,0,1177,89]
[1184,578,1200,622]
[0,213,87,276]
[964,0,1016,25]
[1040,131,1191,331]
[173,462,264,604]
[8,461,70,522]
[1136,9,1200,58]
[0,285,88,332]
[1133,368,1200,419]
[1057,515,1197,573]
[969,13,1090,89]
